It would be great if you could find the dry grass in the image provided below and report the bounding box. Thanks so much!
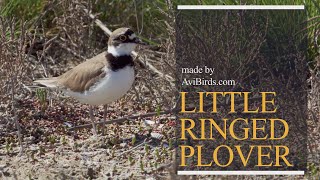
[0,0,319,179]
[0,1,177,179]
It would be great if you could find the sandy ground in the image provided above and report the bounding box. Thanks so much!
[0,94,176,179]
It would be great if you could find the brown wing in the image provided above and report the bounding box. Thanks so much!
[57,52,107,93]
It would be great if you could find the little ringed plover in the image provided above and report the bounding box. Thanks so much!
[34,27,145,135]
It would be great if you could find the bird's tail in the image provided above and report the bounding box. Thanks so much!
[33,78,58,88]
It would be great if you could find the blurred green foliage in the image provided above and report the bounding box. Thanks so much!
[0,0,46,20]
[0,0,318,62]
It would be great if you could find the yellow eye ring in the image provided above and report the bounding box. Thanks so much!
[119,35,127,41]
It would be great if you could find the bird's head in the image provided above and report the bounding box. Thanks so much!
[107,27,145,57]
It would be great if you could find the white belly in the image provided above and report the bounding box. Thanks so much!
[66,66,135,105]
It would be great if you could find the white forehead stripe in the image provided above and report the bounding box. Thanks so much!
[128,33,136,40]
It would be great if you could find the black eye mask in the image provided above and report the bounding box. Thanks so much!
[112,29,145,46]
[117,30,136,43]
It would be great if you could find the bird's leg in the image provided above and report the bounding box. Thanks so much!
[102,104,108,136]
[11,78,24,155]
[15,116,24,156]
[89,105,97,136]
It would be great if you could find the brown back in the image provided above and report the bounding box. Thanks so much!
[57,52,107,93]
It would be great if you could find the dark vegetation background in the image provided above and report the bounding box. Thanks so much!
[0,0,319,179]
[176,9,308,171]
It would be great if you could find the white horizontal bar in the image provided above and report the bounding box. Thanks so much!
[177,171,305,175]
[177,5,305,10]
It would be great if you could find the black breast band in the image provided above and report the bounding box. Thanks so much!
[106,53,134,71]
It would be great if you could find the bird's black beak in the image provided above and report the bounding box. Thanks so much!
[134,38,147,45]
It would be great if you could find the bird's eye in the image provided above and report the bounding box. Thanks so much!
[119,35,127,41]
